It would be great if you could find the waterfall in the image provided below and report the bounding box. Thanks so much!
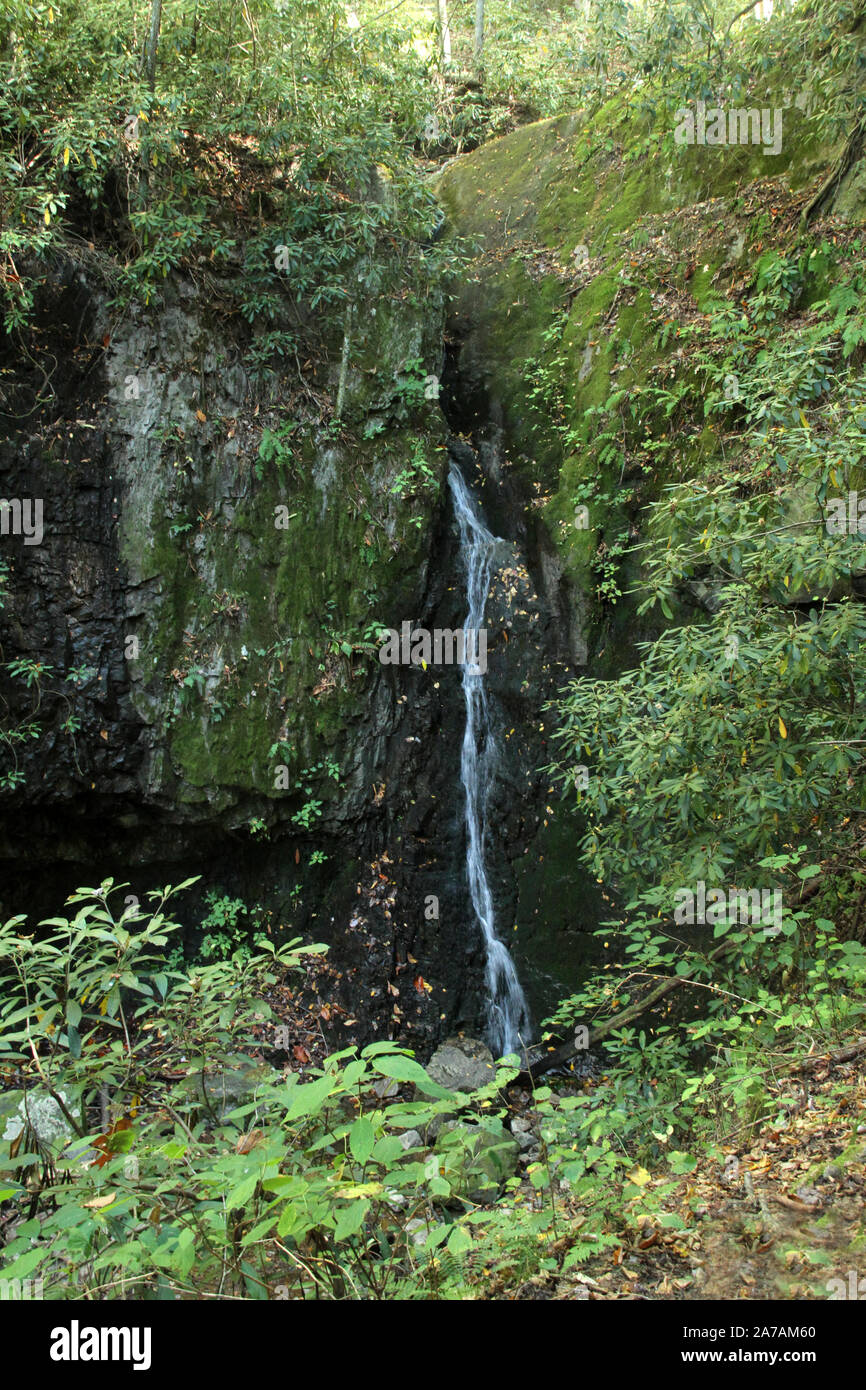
[448,461,530,1058]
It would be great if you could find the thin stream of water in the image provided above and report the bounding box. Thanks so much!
[448,461,530,1057]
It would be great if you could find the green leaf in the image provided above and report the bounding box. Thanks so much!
[334,1199,369,1241]
[284,1073,337,1120]
[0,1248,44,1280]
[447,1225,472,1256]
[348,1116,375,1165]
[668,1151,697,1174]
[226,1174,259,1210]
[372,1055,452,1098]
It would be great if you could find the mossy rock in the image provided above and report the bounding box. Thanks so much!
[433,1119,519,1206]
[180,1056,281,1124]
[0,1086,84,1153]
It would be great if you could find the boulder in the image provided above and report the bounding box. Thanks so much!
[0,1087,83,1152]
[433,1119,519,1205]
[426,1037,496,1092]
[183,1056,281,1123]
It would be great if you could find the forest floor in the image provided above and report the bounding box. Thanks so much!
[245,960,865,1303]
[503,1037,866,1302]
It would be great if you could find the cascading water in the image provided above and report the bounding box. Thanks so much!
[448,461,530,1058]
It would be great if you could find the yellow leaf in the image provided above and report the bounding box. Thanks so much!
[195,408,207,423]
[44,208,50,226]
[84,1193,117,1210]
[629,1166,652,1187]
[779,716,787,739]
[63,146,70,167]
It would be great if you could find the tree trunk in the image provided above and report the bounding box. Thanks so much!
[474,0,484,63]
[436,0,452,69]
[334,301,353,420]
[144,0,162,90]
[515,938,737,1084]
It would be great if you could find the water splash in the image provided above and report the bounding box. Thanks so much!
[448,461,530,1057]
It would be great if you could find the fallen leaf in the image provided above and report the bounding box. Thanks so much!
[236,1129,265,1155]
[92,1115,133,1168]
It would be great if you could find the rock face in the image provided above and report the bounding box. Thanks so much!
[0,224,591,1053]
[15,91,830,1052]
[21,92,838,1056]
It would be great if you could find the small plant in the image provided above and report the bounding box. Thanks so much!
[199,891,262,963]
[291,798,323,831]
[256,420,298,480]
[390,439,439,503]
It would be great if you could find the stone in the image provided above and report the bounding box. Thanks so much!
[433,1119,519,1205]
[405,1218,428,1248]
[0,1087,83,1152]
[795,1185,822,1207]
[398,1129,423,1151]
[183,1057,281,1123]
[425,1037,496,1093]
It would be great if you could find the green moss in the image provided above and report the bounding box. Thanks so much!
[435,85,853,675]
